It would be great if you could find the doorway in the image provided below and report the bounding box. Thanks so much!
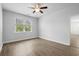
[71,15,79,48]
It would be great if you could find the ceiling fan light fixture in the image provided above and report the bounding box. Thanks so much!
[29,3,48,14]
[34,8,40,12]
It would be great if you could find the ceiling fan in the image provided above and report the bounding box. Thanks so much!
[29,3,48,14]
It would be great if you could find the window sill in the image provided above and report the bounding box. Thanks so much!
[15,31,32,33]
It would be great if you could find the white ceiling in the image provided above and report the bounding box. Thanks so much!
[2,3,79,18]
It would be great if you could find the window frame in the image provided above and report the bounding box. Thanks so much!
[15,18,32,33]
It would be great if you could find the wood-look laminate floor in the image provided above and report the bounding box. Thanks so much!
[1,38,79,56]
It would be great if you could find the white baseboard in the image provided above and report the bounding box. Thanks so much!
[3,36,38,44]
[3,35,70,46]
[39,36,70,46]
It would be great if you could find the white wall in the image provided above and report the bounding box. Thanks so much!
[39,5,79,45]
[0,4,2,52]
[3,10,38,43]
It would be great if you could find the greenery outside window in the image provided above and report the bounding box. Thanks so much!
[16,18,32,32]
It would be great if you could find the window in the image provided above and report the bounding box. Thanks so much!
[16,18,32,32]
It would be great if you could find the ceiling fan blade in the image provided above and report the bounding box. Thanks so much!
[33,11,35,13]
[40,10,43,13]
[40,6,48,9]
